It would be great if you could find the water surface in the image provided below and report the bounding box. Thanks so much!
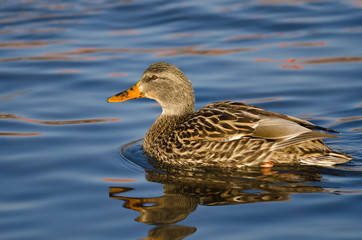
[1,0,362,239]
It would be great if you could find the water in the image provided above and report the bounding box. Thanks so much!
[1,0,361,239]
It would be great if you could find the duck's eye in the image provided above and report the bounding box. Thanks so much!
[150,75,158,80]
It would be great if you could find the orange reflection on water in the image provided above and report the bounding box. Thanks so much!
[253,58,296,63]
[279,41,327,47]
[102,179,136,182]
[0,113,120,125]
[280,65,304,69]
[109,72,128,77]
[254,56,362,69]
[40,3,77,10]
[0,132,42,137]
[27,46,258,60]
[17,116,121,125]
[0,55,72,63]
[56,69,79,73]
[351,128,362,133]
[326,116,362,128]
[155,46,258,57]
[47,47,159,56]
[0,90,31,101]
[0,17,17,24]
[0,54,122,63]
[108,29,139,35]
[299,56,362,65]
[108,29,140,35]
[0,40,74,49]
[353,0,362,7]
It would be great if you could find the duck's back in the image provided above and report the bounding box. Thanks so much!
[145,101,352,167]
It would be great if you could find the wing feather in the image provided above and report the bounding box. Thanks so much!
[175,101,339,148]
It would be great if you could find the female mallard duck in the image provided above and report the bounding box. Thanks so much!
[108,62,352,168]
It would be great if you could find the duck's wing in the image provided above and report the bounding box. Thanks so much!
[176,101,339,150]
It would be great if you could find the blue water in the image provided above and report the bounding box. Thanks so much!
[1,0,362,239]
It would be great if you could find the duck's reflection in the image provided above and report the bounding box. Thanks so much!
[109,163,330,239]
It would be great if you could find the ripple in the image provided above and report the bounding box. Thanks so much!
[0,113,120,125]
[0,132,41,136]
[253,56,362,69]
[119,138,160,173]
[1,0,362,239]
[0,90,31,102]
[0,40,74,49]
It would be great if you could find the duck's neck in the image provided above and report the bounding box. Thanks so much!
[143,113,190,150]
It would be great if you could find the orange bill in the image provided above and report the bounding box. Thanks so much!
[107,81,145,103]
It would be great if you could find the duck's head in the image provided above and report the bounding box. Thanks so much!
[108,62,195,116]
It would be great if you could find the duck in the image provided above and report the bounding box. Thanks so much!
[108,62,352,168]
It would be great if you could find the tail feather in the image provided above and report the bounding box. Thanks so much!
[304,124,341,134]
[300,151,353,167]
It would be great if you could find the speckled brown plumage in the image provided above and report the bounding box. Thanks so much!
[108,62,353,168]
